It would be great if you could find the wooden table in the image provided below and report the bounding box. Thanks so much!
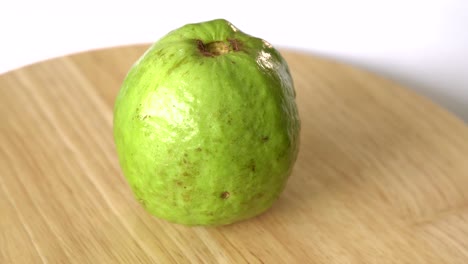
[1,45,468,263]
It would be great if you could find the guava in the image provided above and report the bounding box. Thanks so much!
[113,19,300,226]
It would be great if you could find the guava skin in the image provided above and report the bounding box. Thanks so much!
[113,19,300,226]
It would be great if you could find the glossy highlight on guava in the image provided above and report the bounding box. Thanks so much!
[113,19,300,226]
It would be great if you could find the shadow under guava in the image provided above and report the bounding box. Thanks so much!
[246,55,454,226]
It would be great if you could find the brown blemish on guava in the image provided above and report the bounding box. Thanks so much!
[167,57,188,75]
[196,40,208,56]
[195,147,202,152]
[138,198,147,207]
[182,193,191,202]
[254,193,264,199]
[247,159,256,172]
[182,171,190,177]
[276,148,288,161]
[155,50,163,56]
[220,192,230,199]
[262,136,269,142]
[175,180,183,186]
[227,38,242,51]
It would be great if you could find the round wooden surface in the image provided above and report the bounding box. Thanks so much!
[1,45,468,263]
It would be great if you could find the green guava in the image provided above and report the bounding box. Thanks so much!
[113,19,300,226]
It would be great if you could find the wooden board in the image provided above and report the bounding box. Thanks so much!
[1,45,468,263]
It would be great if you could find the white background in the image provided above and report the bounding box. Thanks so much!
[1,0,467,121]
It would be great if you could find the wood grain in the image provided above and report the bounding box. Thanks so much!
[1,45,468,263]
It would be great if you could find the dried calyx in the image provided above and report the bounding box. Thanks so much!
[197,39,241,57]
